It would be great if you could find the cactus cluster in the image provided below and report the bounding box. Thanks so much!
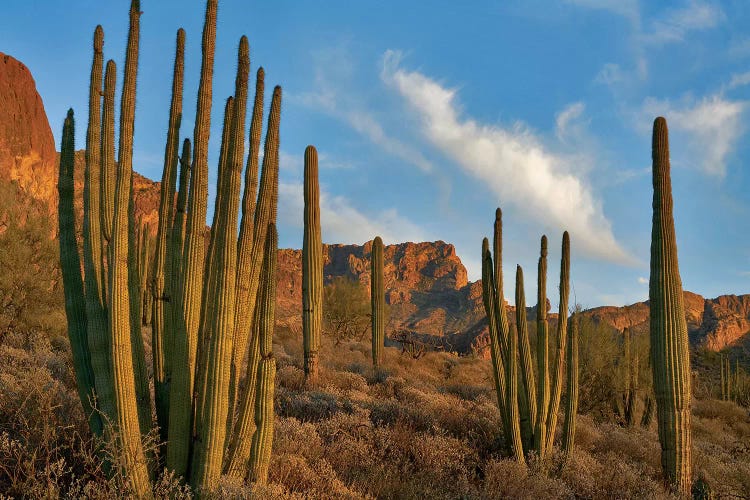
[57,0,283,494]
[649,117,692,495]
[480,210,577,463]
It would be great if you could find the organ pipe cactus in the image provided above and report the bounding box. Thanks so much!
[167,0,218,476]
[371,236,385,368]
[152,28,185,442]
[303,145,323,384]
[248,224,278,484]
[649,116,692,495]
[561,312,578,460]
[480,210,576,462]
[59,0,289,493]
[59,110,101,436]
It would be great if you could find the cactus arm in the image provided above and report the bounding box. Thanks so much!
[230,67,265,414]
[152,29,185,441]
[371,236,385,368]
[561,313,578,460]
[248,225,278,484]
[99,59,117,302]
[167,0,218,476]
[649,116,692,495]
[191,37,249,492]
[303,145,323,384]
[515,265,537,453]
[545,232,569,452]
[58,110,102,436]
[534,236,549,458]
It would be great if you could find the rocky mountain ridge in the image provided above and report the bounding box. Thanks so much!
[1,51,748,356]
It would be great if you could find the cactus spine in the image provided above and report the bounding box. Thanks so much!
[59,110,101,436]
[248,224,278,484]
[371,236,385,368]
[167,0,217,475]
[649,116,692,495]
[303,145,323,384]
[152,28,185,442]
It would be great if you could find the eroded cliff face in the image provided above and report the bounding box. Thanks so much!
[0,53,57,213]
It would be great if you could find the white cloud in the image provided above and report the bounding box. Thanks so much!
[641,95,745,177]
[643,1,723,45]
[381,50,633,266]
[564,0,640,25]
[637,276,648,285]
[278,181,428,246]
[555,102,587,143]
[727,72,750,91]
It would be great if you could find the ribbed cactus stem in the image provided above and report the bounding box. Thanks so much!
[649,116,692,495]
[167,0,218,476]
[100,59,116,294]
[152,28,185,442]
[505,263,524,463]
[248,224,278,485]
[515,265,537,454]
[191,36,248,492]
[230,67,265,415]
[303,145,323,384]
[481,239,510,451]
[545,231,569,452]
[371,236,385,368]
[82,26,113,429]
[228,85,280,438]
[561,313,578,460]
[59,109,101,436]
[108,1,151,494]
[535,235,549,457]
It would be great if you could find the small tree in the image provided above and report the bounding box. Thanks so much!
[322,277,371,345]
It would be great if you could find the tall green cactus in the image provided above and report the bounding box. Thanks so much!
[303,145,323,384]
[225,84,282,480]
[649,116,692,495]
[248,224,278,484]
[535,236,550,457]
[100,59,117,298]
[230,66,265,417]
[191,36,249,493]
[59,110,102,436]
[81,26,113,430]
[371,236,385,368]
[167,0,218,476]
[152,28,185,442]
[561,312,578,460]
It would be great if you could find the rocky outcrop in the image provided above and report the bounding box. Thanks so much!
[0,53,57,213]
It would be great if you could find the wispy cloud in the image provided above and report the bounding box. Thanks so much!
[381,50,633,266]
[297,47,433,173]
[278,181,428,245]
[640,94,745,177]
[563,0,640,25]
[555,102,587,143]
[726,71,750,91]
[637,276,648,285]
[642,1,723,45]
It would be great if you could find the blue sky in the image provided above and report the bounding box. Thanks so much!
[1,1,748,307]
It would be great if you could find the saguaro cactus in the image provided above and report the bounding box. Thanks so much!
[303,145,323,384]
[649,116,692,495]
[371,236,385,368]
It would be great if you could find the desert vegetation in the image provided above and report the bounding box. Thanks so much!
[0,0,748,498]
